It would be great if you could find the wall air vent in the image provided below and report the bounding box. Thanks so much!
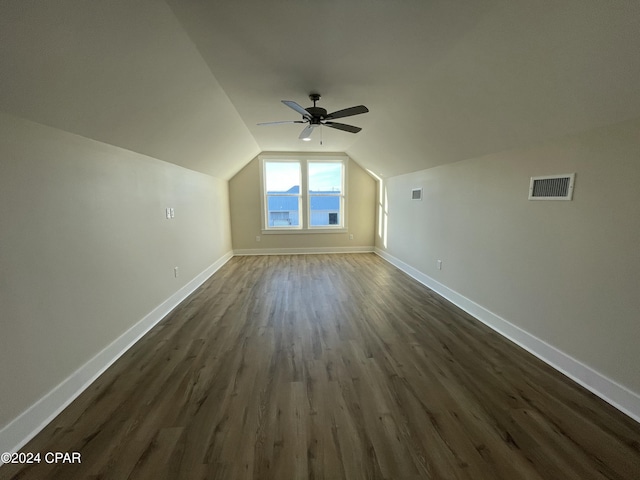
[529,173,575,201]
[411,188,423,200]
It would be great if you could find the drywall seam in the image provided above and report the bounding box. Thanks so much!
[374,247,640,424]
[0,251,234,459]
[233,246,375,256]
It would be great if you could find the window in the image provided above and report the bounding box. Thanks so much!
[261,155,347,233]
[308,161,344,228]
[264,161,301,228]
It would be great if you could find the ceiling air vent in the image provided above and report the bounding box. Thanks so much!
[529,173,575,201]
[411,188,423,200]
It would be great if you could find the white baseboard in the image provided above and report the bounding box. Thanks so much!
[233,246,374,256]
[0,251,234,459]
[374,247,640,424]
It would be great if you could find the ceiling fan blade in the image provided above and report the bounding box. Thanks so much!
[282,100,311,118]
[299,124,316,139]
[257,120,305,126]
[325,105,369,120]
[323,122,362,134]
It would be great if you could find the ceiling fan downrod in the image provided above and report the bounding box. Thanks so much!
[309,93,321,107]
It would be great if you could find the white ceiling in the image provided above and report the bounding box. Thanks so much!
[1,0,639,179]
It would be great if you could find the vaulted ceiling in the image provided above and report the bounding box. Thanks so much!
[1,0,639,179]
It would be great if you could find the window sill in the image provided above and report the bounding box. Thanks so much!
[261,228,347,235]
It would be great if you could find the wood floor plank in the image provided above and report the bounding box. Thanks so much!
[2,253,640,480]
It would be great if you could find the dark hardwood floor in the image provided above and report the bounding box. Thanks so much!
[2,254,639,479]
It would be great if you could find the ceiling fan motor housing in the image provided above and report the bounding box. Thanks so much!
[306,107,327,123]
[306,94,325,123]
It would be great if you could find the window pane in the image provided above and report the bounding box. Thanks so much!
[309,195,341,227]
[308,162,342,194]
[267,195,300,227]
[265,162,300,194]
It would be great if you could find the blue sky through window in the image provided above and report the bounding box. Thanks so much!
[265,162,300,192]
[309,162,342,193]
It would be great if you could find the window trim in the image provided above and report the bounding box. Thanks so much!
[307,159,345,230]
[259,153,348,235]
[262,158,303,231]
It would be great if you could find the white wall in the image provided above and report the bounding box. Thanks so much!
[376,117,640,419]
[0,112,232,449]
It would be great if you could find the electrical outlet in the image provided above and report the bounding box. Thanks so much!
[165,208,171,219]
[174,266,179,277]
[349,234,354,240]
[170,208,175,218]
[437,260,442,270]
[256,235,261,242]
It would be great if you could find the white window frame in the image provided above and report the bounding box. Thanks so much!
[262,158,303,231]
[307,160,345,230]
[260,153,348,234]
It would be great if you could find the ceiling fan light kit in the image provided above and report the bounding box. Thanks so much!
[258,93,369,141]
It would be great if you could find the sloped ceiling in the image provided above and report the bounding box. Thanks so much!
[0,0,259,179]
[1,0,639,179]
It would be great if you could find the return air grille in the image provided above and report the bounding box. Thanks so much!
[411,188,423,200]
[529,173,575,200]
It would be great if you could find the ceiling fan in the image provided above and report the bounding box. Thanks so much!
[258,93,369,141]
